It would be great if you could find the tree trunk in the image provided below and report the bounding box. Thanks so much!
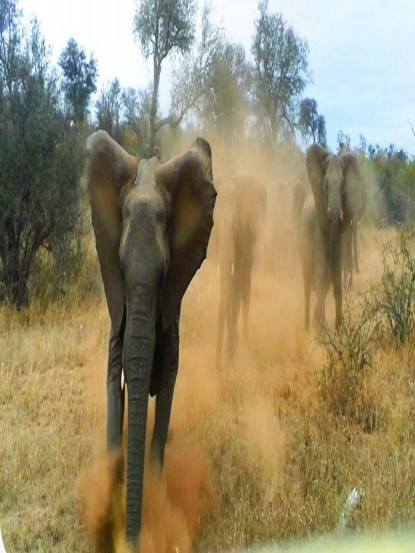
[149,59,161,155]
[2,251,29,308]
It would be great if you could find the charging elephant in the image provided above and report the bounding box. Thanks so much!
[215,176,266,369]
[300,144,366,330]
[87,130,216,551]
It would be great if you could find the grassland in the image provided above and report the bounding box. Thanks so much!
[1,227,415,552]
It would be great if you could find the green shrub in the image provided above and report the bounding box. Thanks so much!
[318,227,415,427]
[369,227,415,345]
[318,298,380,428]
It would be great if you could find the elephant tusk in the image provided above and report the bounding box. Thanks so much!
[121,370,125,391]
[340,211,344,222]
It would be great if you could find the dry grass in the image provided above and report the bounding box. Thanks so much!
[1,226,415,552]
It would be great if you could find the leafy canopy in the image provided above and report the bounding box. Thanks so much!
[252,0,310,139]
[134,0,196,66]
[0,0,84,306]
[59,37,98,124]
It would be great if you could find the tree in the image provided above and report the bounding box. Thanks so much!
[190,39,249,138]
[202,42,250,138]
[337,129,351,153]
[251,0,310,141]
[59,37,97,124]
[96,78,122,142]
[133,0,196,152]
[170,3,227,132]
[370,144,411,224]
[0,1,84,306]
[121,86,152,153]
[299,97,327,146]
[358,133,367,155]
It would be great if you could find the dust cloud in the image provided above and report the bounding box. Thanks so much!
[80,136,387,551]
[78,436,215,553]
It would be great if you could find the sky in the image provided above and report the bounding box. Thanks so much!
[18,0,415,155]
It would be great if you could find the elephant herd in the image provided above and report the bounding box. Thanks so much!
[86,131,366,551]
[213,143,366,366]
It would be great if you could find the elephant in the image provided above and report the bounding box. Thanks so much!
[264,179,305,274]
[215,176,266,369]
[300,144,366,330]
[86,130,216,551]
[265,179,290,272]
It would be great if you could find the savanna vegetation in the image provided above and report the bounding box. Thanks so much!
[1,0,415,552]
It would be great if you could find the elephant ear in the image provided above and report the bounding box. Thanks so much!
[306,144,329,230]
[86,130,138,332]
[340,152,367,220]
[156,137,217,331]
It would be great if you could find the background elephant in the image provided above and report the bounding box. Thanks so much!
[215,176,266,369]
[263,179,305,274]
[300,144,366,330]
[87,130,216,551]
[274,180,290,271]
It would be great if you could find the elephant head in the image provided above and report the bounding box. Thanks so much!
[306,144,365,327]
[86,130,216,550]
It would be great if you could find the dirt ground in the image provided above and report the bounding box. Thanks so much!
[2,224,415,553]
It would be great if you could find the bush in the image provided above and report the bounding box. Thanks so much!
[368,227,415,345]
[318,298,380,429]
[0,3,86,307]
[318,227,415,428]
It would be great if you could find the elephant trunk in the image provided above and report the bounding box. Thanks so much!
[330,219,342,329]
[123,284,156,549]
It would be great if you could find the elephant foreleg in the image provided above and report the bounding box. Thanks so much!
[333,268,343,330]
[353,221,359,273]
[242,252,253,345]
[303,265,311,331]
[107,324,125,450]
[333,235,343,330]
[150,313,179,468]
[242,280,251,344]
[343,225,353,290]
[216,264,230,370]
[228,269,242,359]
[314,229,330,328]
